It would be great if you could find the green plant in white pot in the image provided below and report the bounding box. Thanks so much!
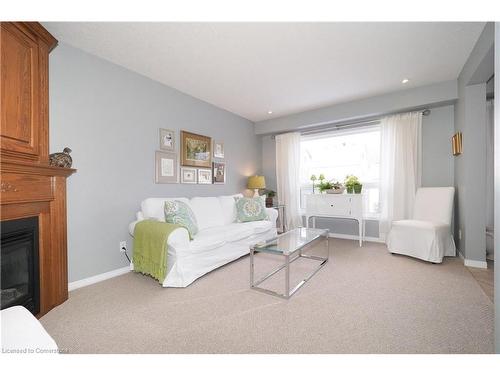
[353,182,363,194]
[345,175,362,194]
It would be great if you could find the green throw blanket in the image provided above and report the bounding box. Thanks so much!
[133,220,181,283]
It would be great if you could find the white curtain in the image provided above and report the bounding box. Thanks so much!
[379,111,423,239]
[275,132,302,230]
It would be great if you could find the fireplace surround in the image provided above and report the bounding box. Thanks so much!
[1,217,40,314]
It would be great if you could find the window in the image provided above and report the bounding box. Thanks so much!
[300,124,381,217]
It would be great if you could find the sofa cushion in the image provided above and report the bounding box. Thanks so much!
[235,196,268,222]
[142,197,190,220]
[224,224,254,242]
[189,197,224,230]
[238,220,273,234]
[164,200,199,238]
[218,194,243,225]
[189,228,226,253]
[189,223,256,253]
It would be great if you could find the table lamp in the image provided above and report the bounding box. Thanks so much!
[247,175,266,197]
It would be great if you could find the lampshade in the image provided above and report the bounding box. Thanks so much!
[247,175,266,189]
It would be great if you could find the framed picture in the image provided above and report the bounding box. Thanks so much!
[181,167,197,184]
[197,168,212,184]
[213,140,224,158]
[155,151,178,183]
[212,161,226,184]
[181,130,212,168]
[159,128,175,151]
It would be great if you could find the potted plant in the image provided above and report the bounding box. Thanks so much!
[315,174,346,194]
[353,182,363,194]
[310,174,317,193]
[327,181,345,194]
[317,180,334,194]
[264,190,276,207]
[345,175,362,194]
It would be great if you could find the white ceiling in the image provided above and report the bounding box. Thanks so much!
[43,22,485,122]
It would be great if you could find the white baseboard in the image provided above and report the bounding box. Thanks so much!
[328,233,384,243]
[463,259,488,269]
[68,266,130,291]
[457,251,488,269]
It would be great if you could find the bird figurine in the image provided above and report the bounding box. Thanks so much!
[49,147,73,168]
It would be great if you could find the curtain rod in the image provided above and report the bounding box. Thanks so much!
[271,108,430,139]
[301,119,380,137]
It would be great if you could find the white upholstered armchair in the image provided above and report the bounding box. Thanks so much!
[386,187,456,263]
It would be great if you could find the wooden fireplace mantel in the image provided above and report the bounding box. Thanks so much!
[1,22,75,317]
[1,160,76,177]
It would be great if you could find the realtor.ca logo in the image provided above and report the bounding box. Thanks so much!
[2,347,69,354]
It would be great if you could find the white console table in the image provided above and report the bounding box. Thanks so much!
[305,193,364,246]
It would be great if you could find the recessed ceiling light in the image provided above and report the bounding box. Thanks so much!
[402,78,409,84]
[268,110,273,114]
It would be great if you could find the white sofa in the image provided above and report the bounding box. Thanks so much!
[129,194,278,287]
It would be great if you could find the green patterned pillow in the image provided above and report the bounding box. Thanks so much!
[164,200,198,238]
[234,196,268,222]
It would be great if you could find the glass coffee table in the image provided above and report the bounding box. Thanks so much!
[250,227,329,299]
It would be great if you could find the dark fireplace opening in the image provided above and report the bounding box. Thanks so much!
[1,217,40,315]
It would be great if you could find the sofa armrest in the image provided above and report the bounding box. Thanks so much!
[129,212,146,236]
[266,207,279,225]
[129,220,140,237]
[129,219,190,246]
[167,227,191,251]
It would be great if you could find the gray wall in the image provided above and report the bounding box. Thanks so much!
[453,23,493,262]
[261,104,455,239]
[421,105,455,187]
[463,84,487,261]
[494,22,499,354]
[255,80,458,135]
[49,43,262,282]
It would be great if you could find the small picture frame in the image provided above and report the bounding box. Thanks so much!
[212,161,226,184]
[159,128,175,151]
[197,168,212,184]
[181,167,197,184]
[213,140,224,159]
[155,151,178,184]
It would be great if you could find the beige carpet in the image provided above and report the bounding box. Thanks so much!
[467,260,494,302]
[40,239,494,354]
